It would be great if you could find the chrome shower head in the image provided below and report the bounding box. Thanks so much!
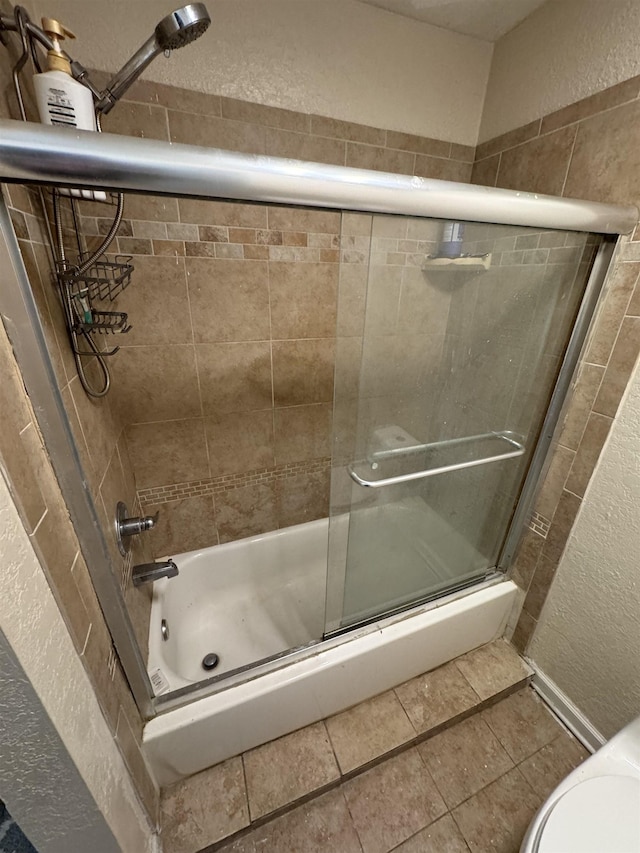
[155,4,211,51]
[97,3,210,115]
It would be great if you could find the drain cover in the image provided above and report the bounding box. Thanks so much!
[202,653,219,671]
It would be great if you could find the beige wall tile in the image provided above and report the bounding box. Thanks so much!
[565,412,613,497]
[276,468,329,527]
[272,339,336,406]
[144,495,217,557]
[205,410,275,476]
[496,125,577,196]
[414,156,472,182]
[114,255,190,346]
[541,489,582,565]
[169,110,266,155]
[584,262,639,365]
[126,418,210,488]
[509,529,544,594]
[69,375,120,487]
[102,102,169,141]
[558,362,605,450]
[115,708,159,821]
[197,342,273,414]
[267,206,341,234]
[523,555,559,621]
[471,154,500,187]
[124,78,222,118]
[346,142,414,175]
[534,444,575,520]
[450,142,476,162]
[222,97,310,133]
[274,404,332,464]
[179,199,268,228]
[111,345,201,424]
[564,100,640,205]
[265,128,346,166]
[386,131,450,158]
[310,115,386,146]
[18,240,69,387]
[216,482,278,543]
[476,119,541,161]
[593,315,640,416]
[337,264,367,337]
[186,258,270,343]
[270,261,338,339]
[123,194,179,222]
[541,75,640,135]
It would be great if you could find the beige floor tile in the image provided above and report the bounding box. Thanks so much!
[343,748,447,853]
[391,814,471,852]
[481,688,563,763]
[454,639,531,700]
[518,731,590,799]
[394,660,480,733]
[451,767,541,853]
[160,756,249,853]
[243,722,340,820]
[218,789,363,853]
[326,690,415,773]
[418,715,514,809]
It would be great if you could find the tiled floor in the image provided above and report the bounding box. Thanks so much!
[159,640,589,853]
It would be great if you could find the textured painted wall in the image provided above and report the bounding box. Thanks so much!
[480,0,640,141]
[0,473,157,853]
[31,0,491,145]
[529,357,640,739]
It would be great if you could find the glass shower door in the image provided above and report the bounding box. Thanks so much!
[325,214,599,633]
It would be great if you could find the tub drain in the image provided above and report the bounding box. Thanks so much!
[202,653,219,671]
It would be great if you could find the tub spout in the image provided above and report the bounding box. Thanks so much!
[132,559,179,587]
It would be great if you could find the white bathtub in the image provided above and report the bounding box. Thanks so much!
[143,515,517,786]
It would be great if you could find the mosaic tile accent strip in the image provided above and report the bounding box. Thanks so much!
[137,457,332,507]
[528,511,551,539]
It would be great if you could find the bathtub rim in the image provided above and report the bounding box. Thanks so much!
[152,570,505,715]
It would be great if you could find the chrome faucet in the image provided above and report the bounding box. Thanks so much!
[115,501,159,556]
[132,559,179,587]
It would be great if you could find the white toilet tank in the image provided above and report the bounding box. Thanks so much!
[521,714,640,853]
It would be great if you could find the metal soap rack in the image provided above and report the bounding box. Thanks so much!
[60,253,134,303]
[59,251,133,340]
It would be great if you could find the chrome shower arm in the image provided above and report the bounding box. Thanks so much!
[95,34,160,115]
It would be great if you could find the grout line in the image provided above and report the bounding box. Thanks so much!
[560,124,580,198]
[200,673,533,852]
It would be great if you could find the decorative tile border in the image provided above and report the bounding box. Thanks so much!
[527,511,551,539]
[137,457,332,507]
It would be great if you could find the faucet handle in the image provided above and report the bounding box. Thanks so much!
[115,502,160,556]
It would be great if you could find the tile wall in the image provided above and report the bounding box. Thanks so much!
[472,75,640,651]
[74,74,476,560]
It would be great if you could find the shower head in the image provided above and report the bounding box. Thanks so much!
[97,4,210,115]
[155,4,211,51]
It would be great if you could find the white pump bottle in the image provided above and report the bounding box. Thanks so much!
[33,17,96,131]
